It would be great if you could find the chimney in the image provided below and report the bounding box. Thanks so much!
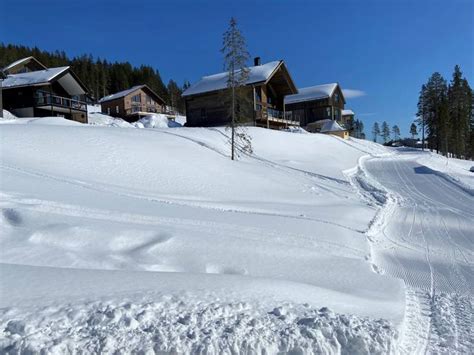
[254,57,261,66]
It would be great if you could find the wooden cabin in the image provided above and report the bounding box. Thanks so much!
[99,85,166,122]
[183,58,299,129]
[341,109,355,127]
[310,119,349,139]
[1,57,89,123]
[284,83,346,129]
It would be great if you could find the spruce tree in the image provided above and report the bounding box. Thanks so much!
[381,121,390,143]
[372,122,380,142]
[221,17,252,160]
[392,125,401,141]
[410,122,417,139]
[448,65,472,158]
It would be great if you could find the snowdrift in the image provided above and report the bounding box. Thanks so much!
[0,118,404,353]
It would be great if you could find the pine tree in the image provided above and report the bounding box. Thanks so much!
[392,125,401,141]
[416,84,427,150]
[381,121,390,143]
[410,122,417,139]
[448,65,472,158]
[372,122,380,142]
[221,17,252,160]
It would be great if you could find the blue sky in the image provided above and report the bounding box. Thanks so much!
[1,0,472,137]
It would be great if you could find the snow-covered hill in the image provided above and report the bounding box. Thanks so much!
[3,115,472,353]
[0,117,406,353]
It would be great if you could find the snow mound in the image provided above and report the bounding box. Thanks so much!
[0,295,397,354]
[1,110,17,121]
[88,112,135,128]
[134,114,182,128]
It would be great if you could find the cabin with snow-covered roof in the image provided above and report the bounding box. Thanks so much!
[307,119,349,139]
[182,58,299,129]
[1,57,89,123]
[284,83,346,129]
[99,85,166,122]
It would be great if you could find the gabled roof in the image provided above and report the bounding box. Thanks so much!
[342,109,355,116]
[2,56,48,74]
[182,60,295,97]
[1,67,70,88]
[320,119,347,133]
[285,83,345,105]
[99,84,165,104]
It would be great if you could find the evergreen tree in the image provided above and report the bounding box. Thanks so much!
[416,84,427,150]
[372,122,380,142]
[221,17,252,160]
[381,121,390,143]
[410,122,418,139]
[422,72,448,153]
[392,125,401,141]
[448,65,472,158]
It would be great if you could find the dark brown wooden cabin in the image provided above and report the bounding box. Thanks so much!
[183,58,299,129]
[284,83,346,130]
[99,85,166,122]
[1,57,89,123]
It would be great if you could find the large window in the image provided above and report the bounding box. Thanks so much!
[131,94,141,103]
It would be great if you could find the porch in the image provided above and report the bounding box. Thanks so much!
[254,102,300,128]
[34,90,88,122]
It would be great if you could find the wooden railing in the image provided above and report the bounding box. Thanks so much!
[35,91,87,111]
[255,102,299,125]
[125,104,163,115]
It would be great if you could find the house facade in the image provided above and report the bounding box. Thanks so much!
[99,85,166,122]
[341,109,355,127]
[284,83,346,130]
[183,58,299,129]
[1,57,89,123]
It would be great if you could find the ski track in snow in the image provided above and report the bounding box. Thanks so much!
[357,149,473,354]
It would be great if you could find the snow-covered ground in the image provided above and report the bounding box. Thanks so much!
[358,149,473,354]
[0,114,472,353]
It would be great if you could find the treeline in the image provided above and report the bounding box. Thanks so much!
[417,65,473,159]
[348,119,365,139]
[0,43,190,112]
[371,121,401,143]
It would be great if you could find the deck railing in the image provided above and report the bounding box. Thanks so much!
[125,104,163,115]
[35,91,87,111]
[255,103,300,125]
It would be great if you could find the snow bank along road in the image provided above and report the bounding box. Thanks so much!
[361,149,473,354]
[0,120,407,353]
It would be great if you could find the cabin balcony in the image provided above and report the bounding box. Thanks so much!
[34,91,87,113]
[125,104,163,116]
[255,102,299,127]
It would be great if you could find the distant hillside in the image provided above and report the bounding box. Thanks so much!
[0,43,189,111]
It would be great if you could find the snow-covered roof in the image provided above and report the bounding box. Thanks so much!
[320,120,347,133]
[1,67,70,89]
[2,56,47,73]
[342,109,355,116]
[285,83,339,105]
[182,61,282,97]
[99,85,145,103]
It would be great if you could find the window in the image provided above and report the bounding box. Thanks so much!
[132,94,141,103]
[255,87,262,103]
[116,106,119,113]
[334,93,339,103]
[107,107,110,115]
[146,96,153,105]
[326,107,331,117]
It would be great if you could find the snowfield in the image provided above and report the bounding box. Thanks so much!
[0,114,472,353]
